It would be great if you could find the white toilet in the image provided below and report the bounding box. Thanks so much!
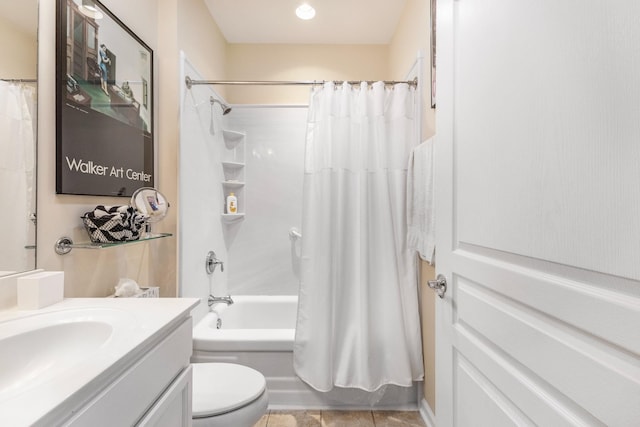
[192,363,268,427]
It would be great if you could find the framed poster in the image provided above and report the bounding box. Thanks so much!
[56,0,154,197]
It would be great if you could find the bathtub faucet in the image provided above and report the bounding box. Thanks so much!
[208,295,234,307]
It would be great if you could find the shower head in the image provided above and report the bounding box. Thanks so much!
[210,97,232,115]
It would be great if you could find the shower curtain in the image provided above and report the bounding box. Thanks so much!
[294,81,424,392]
[0,81,36,272]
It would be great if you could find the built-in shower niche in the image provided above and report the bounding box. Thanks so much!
[221,130,246,222]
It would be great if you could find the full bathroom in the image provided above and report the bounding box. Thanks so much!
[1,0,638,426]
[1,0,434,425]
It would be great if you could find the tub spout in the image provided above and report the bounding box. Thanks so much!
[208,295,234,307]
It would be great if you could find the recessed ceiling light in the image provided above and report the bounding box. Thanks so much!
[296,4,316,20]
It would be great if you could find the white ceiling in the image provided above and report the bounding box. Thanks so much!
[204,0,408,45]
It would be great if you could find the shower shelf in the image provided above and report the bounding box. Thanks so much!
[222,181,245,189]
[222,130,246,148]
[221,161,244,169]
[221,129,246,222]
[221,213,245,223]
[221,130,245,164]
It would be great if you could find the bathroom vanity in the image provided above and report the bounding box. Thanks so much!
[0,297,199,426]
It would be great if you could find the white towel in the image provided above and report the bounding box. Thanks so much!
[407,138,435,264]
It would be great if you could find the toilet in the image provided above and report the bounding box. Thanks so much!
[192,363,268,427]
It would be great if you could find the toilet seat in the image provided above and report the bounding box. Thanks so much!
[192,363,267,418]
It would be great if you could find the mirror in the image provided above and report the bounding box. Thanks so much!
[0,1,38,276]
[131,187,169,224]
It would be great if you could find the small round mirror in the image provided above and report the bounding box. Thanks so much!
[131,187,169,223]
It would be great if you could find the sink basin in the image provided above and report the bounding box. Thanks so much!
[0,308,133,402]
[0,298,199,427]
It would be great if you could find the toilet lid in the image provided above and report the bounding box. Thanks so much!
[192,363,267,418]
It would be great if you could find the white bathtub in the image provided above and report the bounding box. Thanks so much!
[193,295,296,352]
[191,295,418,410]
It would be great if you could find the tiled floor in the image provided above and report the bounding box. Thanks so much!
[253,410,426,427]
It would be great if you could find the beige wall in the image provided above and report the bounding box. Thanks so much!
[0,14,37,79]
[36,0,225,297]
[178,0,228,91]
[389,0,436,413]
[152,0,180,297]
[225,44,389,104]
[389,0,435,140]
[37,0,159,297]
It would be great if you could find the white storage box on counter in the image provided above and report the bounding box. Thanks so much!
[17,271,64,309]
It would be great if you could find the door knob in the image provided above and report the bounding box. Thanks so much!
[428,274,447,299]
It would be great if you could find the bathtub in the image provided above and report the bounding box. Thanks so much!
[192,295,419,410]
[193,295,296,352]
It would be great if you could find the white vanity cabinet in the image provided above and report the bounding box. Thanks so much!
[137,365,192,426]
[0,298,199,427]
[63,317,194,427]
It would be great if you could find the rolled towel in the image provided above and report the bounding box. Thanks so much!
[93,205,129,218]
[93,205,112,218]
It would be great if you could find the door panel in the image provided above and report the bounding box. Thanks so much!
[435,0,640,426]
[452,0,640,281]
[456,269,638,425]
[455,323,603,426]
[455,352,535,427]
[454,248,640,355]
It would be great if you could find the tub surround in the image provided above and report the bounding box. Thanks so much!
[0,297,199,426]
[192,296,418,410]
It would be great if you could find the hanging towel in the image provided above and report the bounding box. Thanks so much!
[407,137,435,264]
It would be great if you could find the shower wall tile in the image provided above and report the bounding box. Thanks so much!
[226,107,307,296]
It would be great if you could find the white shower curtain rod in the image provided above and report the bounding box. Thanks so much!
[185,76,417,89]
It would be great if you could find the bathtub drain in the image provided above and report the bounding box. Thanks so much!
[216,318,222,329]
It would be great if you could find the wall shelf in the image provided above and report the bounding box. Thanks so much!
[222,180,245,189]
[221,213,245,223]
[221,161,245,170]
[222,130,246,149]
[55,233,173,255]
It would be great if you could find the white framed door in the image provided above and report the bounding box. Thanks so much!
[434,0,640,426]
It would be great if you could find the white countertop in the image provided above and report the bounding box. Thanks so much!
[0,297,200,426]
